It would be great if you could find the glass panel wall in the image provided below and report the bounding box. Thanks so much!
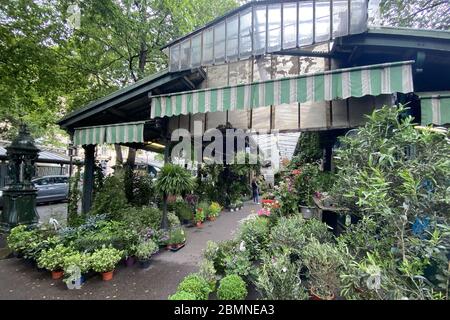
[282,2,298,49]
[239,8,253,59]
[214,22,226,63]
[315,0,330,43]
[267,4,282,52]
[298,1,314,46]
[253,5,267,55]
[191,34,202,67]
[226,15,239,62]
[202,28,214,66]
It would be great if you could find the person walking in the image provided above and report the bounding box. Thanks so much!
[251,178,260,204]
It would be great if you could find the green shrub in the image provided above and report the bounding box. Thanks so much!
[168,211,181,228]
[63,252,91,275]
[198,201,210,217]
[270,215,307,252]
[37,244,76,271]
[135,240,158,260]
[300,218,334,244]
[238,217,270,260]
[170,200,193,221]
[120,207,163,232]
[255,249,309,300]
[169,228,186,245]
[198,259,217,291]
[7,225,35,254]
[168,291,197,300]
[131,174,154,206]
[224,248,252,278]
[217,275,247,300]
[24,235,61,260]
[176,274,211,300]
[89,247,123,273]
[204,240,238,274]
[90,174,129,217]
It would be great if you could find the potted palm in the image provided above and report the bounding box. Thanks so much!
[135,240,159,269]
[155,164,195,230]
[37,244,75,280]
[89,247,123,281]
[302,239,344,300]
[195,208,205,227]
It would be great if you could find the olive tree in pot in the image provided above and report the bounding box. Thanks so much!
[135,240,159,269]
[155,164,195,230]
[302,239,345,300]
[294,164,321,219]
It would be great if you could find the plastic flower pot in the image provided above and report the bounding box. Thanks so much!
[101,271,114,281]
[207,216,216,222]
[196,221,203,228]
[51,270,64,280]
[309,288,335,301]
[125,256,136,267]
[138,259,151,269]
[300,206,315,219]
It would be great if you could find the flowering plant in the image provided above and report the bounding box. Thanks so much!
[208,202,222,218]
[195,208,205,222]
[258,208,271,217]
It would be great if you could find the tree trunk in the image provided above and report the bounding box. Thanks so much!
[161,192,169,230]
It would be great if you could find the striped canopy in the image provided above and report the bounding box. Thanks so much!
[419,92,450,126]
[150,61,414,119]
[73,121,145,146]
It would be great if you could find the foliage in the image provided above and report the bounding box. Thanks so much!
[168,291,197,300]
[238,217,270,260]
[90,174,129,218]
[37,244,76,271]
[120,207,163,233]
[168,211,181,228]
[176,274,212,300]
[169,200,193,221]
[63,252,91,274]
[198,259,217,292]
[7,225,37,254]
[89,246,123,273]
[217,275,248,300]
[332,105,450,299]
[130,173,154,207]
[255,249,309,300]
[169,228,186,245]
[223,247,252,278]
[197,201,211,217]
[294,163,321,207]
[67,165,82,226]
[134,240,158,260]
[194,208,206,222]
[204,240,239,275]
[379,0,449,30]
[270,216,307,253]
[300,218,334,244]
[302,239,345,299]
[291,131,322,166]
[22,234,61,261]
[155,164,195,196]
[208,202,222,218]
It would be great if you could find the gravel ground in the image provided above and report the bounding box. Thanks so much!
[0,202,259,300]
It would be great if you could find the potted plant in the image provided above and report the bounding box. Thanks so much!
[168,228,186,251]
[37,244,75,280]
[294,164,320,219]
[194,208,205,227]
[89,247,123,281]
[135,240,159,269]
[62,252,91,289]
[207,202,221,221]
[302,239,344,300]
[154,164,196,230]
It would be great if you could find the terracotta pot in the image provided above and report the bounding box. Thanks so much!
[196,221,203,228]
[309,288,335,300]
[166,244,173,250]
[101,270,114,281]
[51,270,64,280]
[207,216,216,221]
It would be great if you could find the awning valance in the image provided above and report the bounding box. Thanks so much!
[150,61,414,119]
[73,121,145,146]
[419,92,450,126]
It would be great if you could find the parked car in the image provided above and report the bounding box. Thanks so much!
[0,175,69,209]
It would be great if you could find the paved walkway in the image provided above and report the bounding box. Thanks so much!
[0,202,259,300]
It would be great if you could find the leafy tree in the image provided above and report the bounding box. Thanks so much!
[380,0,450,30]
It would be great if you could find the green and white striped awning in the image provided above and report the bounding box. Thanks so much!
[73,121,145,146]
[150,61,414,119]
[419,92,450,126]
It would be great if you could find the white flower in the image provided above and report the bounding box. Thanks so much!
[282,267,287,273]
[239,241,246,252]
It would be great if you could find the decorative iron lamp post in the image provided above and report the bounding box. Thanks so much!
[0,125,40,232]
